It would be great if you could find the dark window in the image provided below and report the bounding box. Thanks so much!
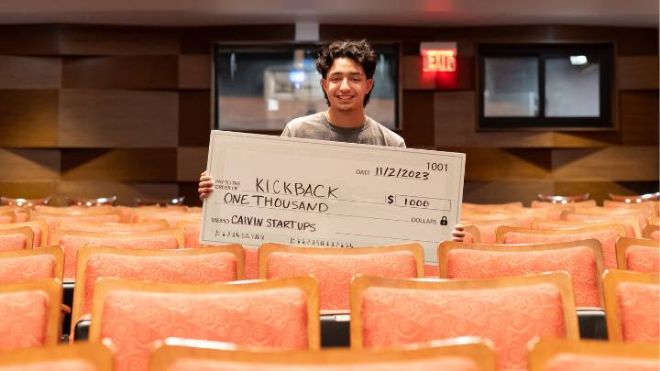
[213,43,399,132]
[478,44,613,130]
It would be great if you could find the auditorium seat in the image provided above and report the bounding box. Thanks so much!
[71,244,244,337]
[54,229,184,281]
[537,193,592,203]
[89,276,320,371]
[0,247,63,284]
[532,217,640,238]
[496,224,626,269]
[149,336,496,371]
[350,272,579,370]
[603,269,659,343]
[615,237,659,273]
[642,224,659,240]
[461,218,521,243]
[528,338,659,371]
[438,239,604,307]
[0,341,113,371]
[259,243,423,312]
[0,279,62,350]
[0,221,49,247]
[0,227,33,251]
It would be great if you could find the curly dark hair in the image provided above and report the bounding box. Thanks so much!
[316,39,377,107]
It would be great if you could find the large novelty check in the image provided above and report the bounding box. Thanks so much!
[200,131,465,263]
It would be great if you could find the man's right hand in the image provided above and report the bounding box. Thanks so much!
[198,171,213,200]
[451,223,465,242]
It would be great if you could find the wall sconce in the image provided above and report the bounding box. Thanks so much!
[420,42,457,72]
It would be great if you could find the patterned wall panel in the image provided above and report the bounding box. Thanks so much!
[62,56,178,89]
[58,89,178,147]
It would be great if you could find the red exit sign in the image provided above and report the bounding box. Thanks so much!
[420,42,457,72]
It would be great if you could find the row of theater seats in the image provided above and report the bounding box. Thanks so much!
[2,335,658,370]
[0,270,656,370]
[0,193,656,370]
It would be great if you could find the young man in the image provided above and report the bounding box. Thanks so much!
[280,39,405,147]
[198,39,464,241]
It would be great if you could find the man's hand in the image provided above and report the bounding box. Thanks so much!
[198,171,213,200]
[451,223,465,242]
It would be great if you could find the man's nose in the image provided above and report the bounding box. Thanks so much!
[339,78,351,90]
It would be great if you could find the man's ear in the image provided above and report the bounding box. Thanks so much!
[320,78,328,92]
[366,78,374,93]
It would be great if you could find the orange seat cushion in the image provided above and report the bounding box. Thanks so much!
[617,282,660,342]
[101,287,310,371]
[267,251,417,311]
[165,357,479,371]
[0,255,56,284]
[502,229,619,269]
[361,283,566,370]
[626,246,659,273]
[446,247,599,307]
[546,354,659,371]
[0,235,27,252]
[81,252,238,315]
[60,235,179,280]
[0,291,49,350]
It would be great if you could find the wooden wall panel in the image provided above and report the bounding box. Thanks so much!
[462,148,551,181]
[0,57,61,89]
[180,25,295,54]
[0,25,60,55]
[619,91,659,145]
[177,147,208,182]
[179,91,212,146]
[401,91,434,147]
[179,182,203,207]
[62,56,178,89]
[463,181,555,206]
[56,181,179,206]
[0,90,58,147]
[551,146,658,181]
[60,149,177,181]
[58,89,178,147]
[59,25,179,55]
[617,56,659,90]
[433,92,622,148]
[178,55,211,89]
[0,182,58,198]
[0,149,60,181]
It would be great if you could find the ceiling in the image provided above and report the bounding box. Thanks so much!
[0,0,657,28]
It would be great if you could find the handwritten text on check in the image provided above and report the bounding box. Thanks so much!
[200,131,465,263]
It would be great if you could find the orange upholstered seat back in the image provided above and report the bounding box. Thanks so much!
[72,245,243,330]
[0,247,63,284]
[439,240,603,307]
[616,282,659,342]
[352,273,579,371]
[0,280,61,351]
[260,243,423,311]
[90,277,320,371]
[0,227,33,252]
[529,338,659,371]
[604,270,660,343]
[0,342,113,371]
[496,225,625,269]
[150,337,496,371]
[58,230,183,280]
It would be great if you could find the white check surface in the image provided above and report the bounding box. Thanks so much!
[201,131,465,263]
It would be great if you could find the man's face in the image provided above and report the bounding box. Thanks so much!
[321,57,373,112]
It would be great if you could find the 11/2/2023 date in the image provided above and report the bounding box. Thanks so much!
[355,163,448,180]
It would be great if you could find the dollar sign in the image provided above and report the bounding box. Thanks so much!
[387,195,394,204]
